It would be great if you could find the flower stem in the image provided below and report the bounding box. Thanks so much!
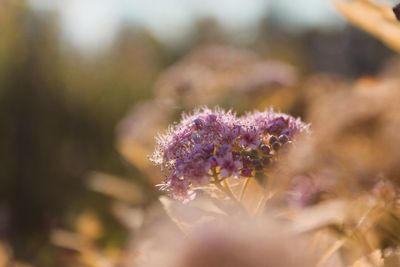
[212,171,245,210]
[214,179,240,205]
[239,177,250,201]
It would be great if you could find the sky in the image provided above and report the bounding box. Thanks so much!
[28,0,343,52]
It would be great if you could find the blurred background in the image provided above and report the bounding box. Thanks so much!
[0,0,398,265]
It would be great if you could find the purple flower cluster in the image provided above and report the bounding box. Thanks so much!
[152,107,309,202]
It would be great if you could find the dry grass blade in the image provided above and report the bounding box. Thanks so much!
[224,177,267,215]
[333,0,400,52]
[291,200,347,233]
[50,229,83,252]
[87,171,144,204]
[316,239,346,267]
[350,250,383,267]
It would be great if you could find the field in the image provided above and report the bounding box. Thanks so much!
[1,1,400,266]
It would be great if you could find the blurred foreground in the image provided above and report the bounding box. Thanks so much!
[1,0,400,266]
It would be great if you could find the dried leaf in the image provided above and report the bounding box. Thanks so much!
[87,171,144,204]
[333,0,400,52]
[76,212,103,240]
[51,229,83,251]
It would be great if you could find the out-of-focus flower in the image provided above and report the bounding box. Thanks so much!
[286,78,400,192]
[279,76,400,265]
[152,107,309,202]
[290,175,325,208]
[160,218,317,267]
[371,179,397,203]
[153,46,298,112]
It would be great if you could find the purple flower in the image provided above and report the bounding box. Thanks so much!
[186,160,211,185]
[162,175,196,203]
[221,124,241,144]
[193,118,204,130]
[151,107,309,202]
[243,109,309,137]
[241,168,253,177]
[217,144,232,157]
[205,114,217,125]
[217,153,243,178]
[239,126,261,149]
[266,116,287,135]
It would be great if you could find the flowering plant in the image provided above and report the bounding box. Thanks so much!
[152,107,309,202]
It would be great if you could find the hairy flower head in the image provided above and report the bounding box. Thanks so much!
[152,107,309,202]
